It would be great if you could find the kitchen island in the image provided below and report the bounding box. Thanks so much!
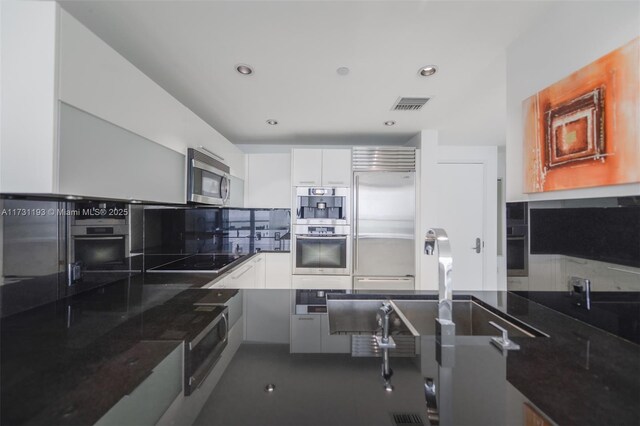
[1,273,638,425]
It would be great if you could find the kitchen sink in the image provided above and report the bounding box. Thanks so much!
[391,299,547,337]
[327,297,547,338]
[327,299,413,335]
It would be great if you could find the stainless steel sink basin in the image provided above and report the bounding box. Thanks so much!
[327,299,412,335]
[391,299,546,337]
[327,297,547,338]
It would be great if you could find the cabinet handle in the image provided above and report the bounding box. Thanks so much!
[354,174,360,273]
[298,181,316,184]
[326,181,344,185]
[297,317,315,321]
[232,265,253,279]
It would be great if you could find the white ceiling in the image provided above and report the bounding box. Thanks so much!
[58,1,552,147]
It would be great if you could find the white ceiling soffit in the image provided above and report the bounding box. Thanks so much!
[58,1,553,146]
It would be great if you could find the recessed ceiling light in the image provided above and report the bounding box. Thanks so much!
[384,120,396,126]
[336,66,350,76]
[266,119,278,125]
[418,65,438,77]
[236,64,253,75]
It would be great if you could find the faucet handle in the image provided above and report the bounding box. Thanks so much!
[489,321,520,352]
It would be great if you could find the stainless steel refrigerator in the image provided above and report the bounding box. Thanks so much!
[352,147,416,290]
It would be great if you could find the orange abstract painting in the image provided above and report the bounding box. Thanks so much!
[523,37,640,193]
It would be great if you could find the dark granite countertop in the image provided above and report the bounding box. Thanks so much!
[2,285,639,426]
[0,273,238,426]
[326,290,640,425]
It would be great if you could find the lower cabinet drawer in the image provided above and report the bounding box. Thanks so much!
[95,343,183,426]
[290,314,321,353]
[292,275,351,290]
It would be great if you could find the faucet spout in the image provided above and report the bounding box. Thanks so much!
[424,228,453,323]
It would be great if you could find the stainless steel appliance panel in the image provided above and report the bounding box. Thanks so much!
[353,171,415,277]
[185,306,229,396]
[295,187,350,225]
[187,148,231,206]
[353,276,415,291]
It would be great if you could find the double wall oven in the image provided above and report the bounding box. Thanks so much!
[293,187,351,275]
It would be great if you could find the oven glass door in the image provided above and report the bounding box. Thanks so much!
[73,236,127,270]
[186,311,228,395]
[295,235,348,273]
[192,166,229,204]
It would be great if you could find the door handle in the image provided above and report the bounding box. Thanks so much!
[471,238,481,253]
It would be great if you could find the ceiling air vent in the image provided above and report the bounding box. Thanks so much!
[391,97,430,111]
[390,412,425,426]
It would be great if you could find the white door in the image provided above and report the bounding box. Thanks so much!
[435,163,485,290]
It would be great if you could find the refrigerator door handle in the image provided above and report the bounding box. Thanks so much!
[355,277,414,282]
[353,174,360,274]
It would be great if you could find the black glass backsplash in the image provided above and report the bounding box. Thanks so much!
[143,207,291,255]
[530,206,640,267]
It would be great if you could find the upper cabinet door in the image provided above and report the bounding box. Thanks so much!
[246,153,291,208]
[321,149,351,187]
[292,149,322,186]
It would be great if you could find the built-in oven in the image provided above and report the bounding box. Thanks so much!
[68,202,130,285]
[295,187,349,225]
[293,225,351,275]
[185,306,228,396]
[506,202,528,277]
[187,148,231,206]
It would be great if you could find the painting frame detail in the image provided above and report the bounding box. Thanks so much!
[523,37,640,193]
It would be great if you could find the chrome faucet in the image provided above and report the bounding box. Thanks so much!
[424,228,453,323]
[376,302,397,391]
[425,228,456,352]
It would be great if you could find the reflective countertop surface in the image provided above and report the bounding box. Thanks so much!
[1,280,639,426]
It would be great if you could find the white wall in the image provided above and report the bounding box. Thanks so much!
[0,1,59,193]
[505,1,640,202]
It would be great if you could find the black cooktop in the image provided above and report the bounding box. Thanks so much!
[148,254,243,273]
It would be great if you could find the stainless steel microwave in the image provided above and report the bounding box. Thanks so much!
[187,148,231,206]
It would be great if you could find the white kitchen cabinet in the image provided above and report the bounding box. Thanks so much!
[253,254,266,288]
[292,149,351,187]
[246,153,291,208]
[290,314,322,353]
[227,176,245,208]
[225,290,244,329]
[1,4,245,201]
[292,149,323,186]
[320,314,351,353]
[58,103,185,203]
[292,275,352,290]
[96,343,183,426]
[243,289,291,344]
[227,260,257,289]
[290,314,350,354]
[210,254,289,289]
[321,149,352,186]
[265,253,292,289]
